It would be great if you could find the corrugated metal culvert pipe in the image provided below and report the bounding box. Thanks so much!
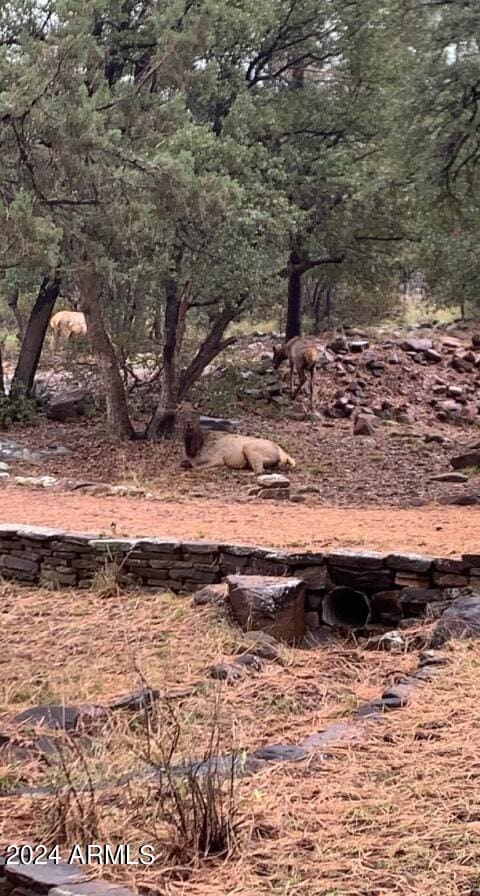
[321,586,372,629]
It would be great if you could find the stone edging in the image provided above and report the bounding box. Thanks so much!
[0,524,479,627]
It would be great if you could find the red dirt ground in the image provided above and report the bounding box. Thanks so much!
[3,484,480,556]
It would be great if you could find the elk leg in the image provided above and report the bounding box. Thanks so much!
[309,369,314,410]
[289,361,295,398]
[293,368,306,399]
[243,446,265,475]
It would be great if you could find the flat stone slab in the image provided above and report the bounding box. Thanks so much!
[4,861,88,892]
[302,722,361,751]
[108,687,160,712]
[51,882,133,896]
[12,705,80,731]
[251,743,308,763]
[386,553,433,573]
[327,550,385,570]
[256,474,290,489]
[430,472,469,483]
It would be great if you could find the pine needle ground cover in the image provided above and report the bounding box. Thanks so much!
[0,581,477,895]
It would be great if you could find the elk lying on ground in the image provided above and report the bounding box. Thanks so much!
[180,405,296,474]
[272,336,319,409]
[50,311,87,349]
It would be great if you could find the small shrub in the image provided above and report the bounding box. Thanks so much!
[44,736,100,848]
[0,390,39,428]
[145,699,242,863]
[91,557,133,599]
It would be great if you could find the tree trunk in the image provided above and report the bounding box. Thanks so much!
[286,249,303,341]
[7,288,24,341]
[178,306,238,400]
[146,272,182,440]
[10,276,60,399]
[132,287,146,346]
[78,272,135,440]
[152,304,163,343]
[0,344,5,396]
[323,288,333,327]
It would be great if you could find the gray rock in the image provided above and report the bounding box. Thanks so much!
[208,662,244,682]
[418,650,449,667]
[50,882,133,896]
[295,564,327,590]
[258,487,290,501]
[353,414,376,436]
[227,575,305,644]
[12,705,81,732]
[386,553,433,573]
[257,473,290,489]
[0,438,69,464]
[401,338,433,353]
[193,583,228,606]
[431,593,480,646]
[252,743,308,762]
[0,554,38,573]
[348,340,369,353]
[4,861,88,892]
[434,557,465,574]
[233,630,284,664]
[327,549,385,570]
[439,493,480,506]
[108,687,159,712]
[46,390,91,422]
[450,450,480,470]
[14,475,58,488]
[306,610,320,630]
[302,721,359,750]
[329,566,393,591]
[424,348,442,363]
[354,700,385,719]
[378,630,406,652]
[233,653,262,671]
[430,472,468,483]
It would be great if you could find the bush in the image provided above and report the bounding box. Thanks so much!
[0,390,39,428]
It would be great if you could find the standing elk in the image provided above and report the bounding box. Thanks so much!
[272,336,319,410]
[50,311,87,350]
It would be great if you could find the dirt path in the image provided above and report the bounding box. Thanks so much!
[2,485,480,556]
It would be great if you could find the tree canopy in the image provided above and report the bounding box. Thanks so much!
[0,0,477,435]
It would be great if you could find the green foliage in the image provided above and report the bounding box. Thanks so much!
[2,0,474,393]
[0,387,38,428]
[395,0,480,312]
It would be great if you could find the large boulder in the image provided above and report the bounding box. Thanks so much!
[46,389,91,422]
[430,593,480,647]
[353,413,376,436]
[400,338,433,353]
[227,575,305,644]
[450,450,480,470]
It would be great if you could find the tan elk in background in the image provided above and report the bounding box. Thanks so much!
[50,311,87,350]
[272,336,319,410]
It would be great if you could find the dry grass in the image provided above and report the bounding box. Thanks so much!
[0,580,479,894]
[159,643,480,896]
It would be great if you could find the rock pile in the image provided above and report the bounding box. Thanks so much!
[250,473,291,500]
[234,324,480,428]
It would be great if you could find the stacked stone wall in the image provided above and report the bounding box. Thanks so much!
[1,524,478,625]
